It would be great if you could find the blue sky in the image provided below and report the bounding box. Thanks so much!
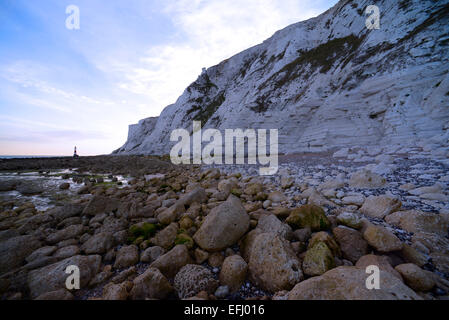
[0,0,338,156]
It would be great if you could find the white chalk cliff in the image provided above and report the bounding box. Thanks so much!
[114,0,449,156]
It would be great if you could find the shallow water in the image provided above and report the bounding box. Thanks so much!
[0,169,130,211]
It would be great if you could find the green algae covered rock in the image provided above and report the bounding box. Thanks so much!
[302,242,335,277]
[286,204,330,231]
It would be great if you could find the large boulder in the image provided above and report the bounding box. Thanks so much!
[286,204,330,231]
[114,245,139,269]
[174,264,219,299]
[395,263,435,292]
[385,210,449,236]
[360,195,402,219]
[150,223,178,250]
[150,245,193,278]
[333,226,368,263]
[81,232,114,254]
[302,242,335,276]
[82,195,119,216]
[363,225,403,253]
[355,254,402,280]
[28,255,101,299]
[0,235,41,275]
[288,267,421,300]
[219,255,248,293]
[47,204,84,222]
[16,182,44,195]
[46,224,85,244]
[248,233,303,293]
[193,196,249,251]
[130,267,173,300]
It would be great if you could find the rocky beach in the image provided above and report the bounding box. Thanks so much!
[1,0,448,303]
[0,145,448,300]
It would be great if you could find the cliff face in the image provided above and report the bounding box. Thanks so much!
[114,0,449,156]
[116,117,158,154]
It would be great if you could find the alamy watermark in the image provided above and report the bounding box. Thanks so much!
[365,5,380,30]
[65,265,80,290]
[366,265,381,290]
[66,5,80,30]
[170,121,279,176]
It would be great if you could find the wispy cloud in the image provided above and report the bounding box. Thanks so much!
[0,130,107,143]
[2,60,113,109]
[0,115,74,130]
[111,0,334,110]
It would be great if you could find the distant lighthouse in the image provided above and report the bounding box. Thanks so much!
[73,146,79,158]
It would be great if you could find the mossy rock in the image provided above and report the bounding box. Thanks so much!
[231,188,242,197]
[302,242,336,276]
[179,216,194,230]
[174,233,194,249]
[128,222,157,243]
[308,232,341,257]
[286,204,330,231]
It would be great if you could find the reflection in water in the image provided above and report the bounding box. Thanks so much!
[0,170,130,211]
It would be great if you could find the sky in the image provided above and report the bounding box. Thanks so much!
[0,0,338,156]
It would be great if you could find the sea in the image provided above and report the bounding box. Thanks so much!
[0,155,65,159]
[0,167,130,211]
